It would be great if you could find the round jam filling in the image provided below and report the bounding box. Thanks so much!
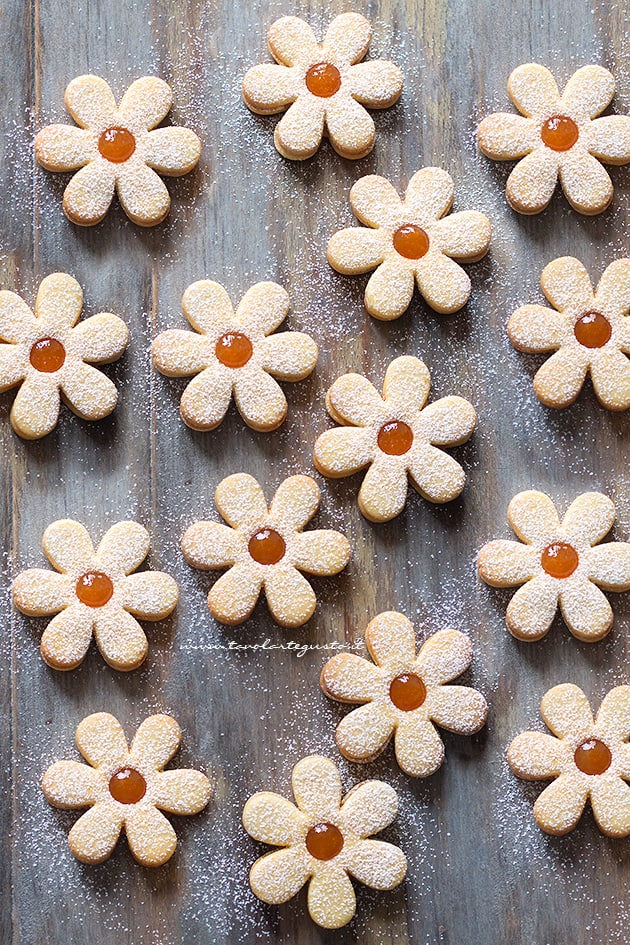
[248,528,286,565]
[573,311,612,349]
[305,62,341,97]
[76,571,114,608]
[215,331,253,368]
[98,126,136,163]
[109,767,147,804]
[305,822,344,860]
[377,420,414,456]
[541,115,579,152]
[574,738,612,776]
[540,542,579,579]
[389,672,427,711]
[29,337,65,373]
[393,224,430,260]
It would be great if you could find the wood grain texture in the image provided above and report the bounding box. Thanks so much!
[2,0,630,942]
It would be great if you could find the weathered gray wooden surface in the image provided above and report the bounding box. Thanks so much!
[2,0,630,942]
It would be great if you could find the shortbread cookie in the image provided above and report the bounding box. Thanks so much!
[181,474,350,627]
[478,64,630,215]
[242,755,406,928]
[477,490,630,642]
[321,612,487,777]
[508,256,630,410]
[242,13,403,160]
[152,281,317,431]
[13,519,179,670]
[35,75,201,226]
[327,168,491,319]
[0,272,129,439]
[508,684,630,837]
[313,355,476,522]
[42,712,212,865]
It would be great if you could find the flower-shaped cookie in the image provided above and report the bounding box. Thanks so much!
[313,356,476,522]
[242,755,406,928]
[35,75,201,226]
[478,64,630,215]
[508,684,630,837]
[478,491,630,642]
[182,474,350,628]
[0,273,129,439]
[152,281,318,431]
[242,13,403,160]
[13,519,179,670]
[327,168,492,320]
[42,712,212,865]
[321,612,487,777]
[508,256,630,410]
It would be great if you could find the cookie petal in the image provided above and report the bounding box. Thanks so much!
[596,686,630,739]
[307,867,356,930]
[595,258,630,319]
[345,61,403,107]
[144,127,201,176]
[34,124,94,171]
[365,610,416,670]
[327,227,389,274]
[263,565,316,627]
[325,95,375,160]
[180,365,233,431]
[408,445,466,503]
[63,161,116,226]
[236,281,290,336]
[124,805,177,867]
[93,607,149,670]
[588,544,630,591]
[590,777,630,838]
[559,149,613,215]
[259,332,317,380]
[313,427,374,477]
[69,313,129,363]
[130,714,181,769]
[430,211,491,261]
[533,347,588,408]
[326,372,383,426]
[293,531,351,576]
[43,519,95,572]
[249,849,311,904]
[75,712,129,768]
[274,96,325,160]
[507,731,565,779]
[533,775,588,835]
[118,76,172,130]
[97,521,150,575]
[507,304,570,352]
[152,329,210,377]
[208,566,263,625]
[116,163,171,227]
[561,492,615,547]
[505,149,559,214]
[0,346,25,390]
[334,703,395,762]
[35,271,83,329]
[358,456,408,522]
[40,606,94,670]
[242,63,300,115]
[42,760,103,808]
[0,290,37,342]
[64,75,117,128]
[477,540,538,587]
[13,568,73,616]
[404,166,454,221]
[233,368,287,431]
[507,63,560,118]
[540,683,594,738]
[426,685,487,734]
[382,355,430,412]
[181,521,242,569]
[152,773,208,825]
[267,16,319,67]
[421,395,476,446]
[507,490,560,544]
[292,755,342,820]
[394,716,445,777]
[121,572,179,620]
[339,779,398,836]
[415,253,471,314]
[182,280,234,334]
[321,653,383,702]
[477,113,539,159]
[215,473,268,529]
[322,12,371,65]
[506,577,560,641]
[349,174,402,229]
[242,792,307,846]
[60,362,118,420]
[270,474,319,528]
[365,259,415,320]
[559,580,613,641]
[585,116,630,165]
[415,628,473,685]
[561,65,615,120]
[590,348,630,410]
[345,840,406,890]
[68,803,124,864]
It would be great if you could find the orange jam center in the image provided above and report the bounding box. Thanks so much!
[305,62,341,97]
[98,126,136,163]
[574,311,612,349]
[109,767,147,804]
[215,331,253,368]
[389,672,427,711]
[76,571,114,607]
[540,541,579,579]
[393,224,430,260]
[29,337,65,373]
[377,420,414,456]
[306,822,344,860]
[248,528,286,565]
[541,115,579,152]
[574,738,612,776]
